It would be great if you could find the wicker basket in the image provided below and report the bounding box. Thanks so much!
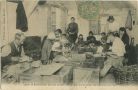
[113,65,138,85]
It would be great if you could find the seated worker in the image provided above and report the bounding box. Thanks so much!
[100,32,126,77]
[60,34,72,57]
[52,29,63,56]
[86,31,96,45]
[1,32,25,69]
[106,32,113,46]
[76,34,85,46]
[52,29,62,51]
[101,32,107,44]
[100,32,109,52]
[114,31,120,37]
[74,34,85,52]
[55,29,62,39]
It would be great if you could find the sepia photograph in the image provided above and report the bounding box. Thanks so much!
[0,0,138,89]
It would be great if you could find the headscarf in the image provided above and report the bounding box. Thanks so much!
[47,32,56,40]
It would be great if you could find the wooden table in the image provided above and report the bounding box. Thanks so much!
[19,64,73,85]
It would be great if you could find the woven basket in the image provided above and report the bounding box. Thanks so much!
[113,65,138,85]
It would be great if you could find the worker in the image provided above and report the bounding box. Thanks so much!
[1,32,25,68]
[67,17,79,49]
[41,31,56,64]
[100,32,126,77]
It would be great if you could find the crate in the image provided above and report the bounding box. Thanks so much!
[73,67,99,85]
[19,66,73,85]
[19,73,42,85]
[83,54,105,69]
[41,66,73,85]
[19,68,42,84]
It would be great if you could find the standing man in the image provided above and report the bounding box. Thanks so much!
[67,17,78,48]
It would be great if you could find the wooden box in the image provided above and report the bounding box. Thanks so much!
[41,66,73,85]
[19,74,42,85]
[73,67,99,85]
[20,66,73,85]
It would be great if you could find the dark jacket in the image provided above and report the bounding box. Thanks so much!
[67,22,78,34]
[67,22,78,43]
[121,34,129,51]
[1,42,22,68]
[9,42,22,57]
[87,36,96,44]
[77,38,85,46]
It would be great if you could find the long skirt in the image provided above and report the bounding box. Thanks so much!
[68,33,78,44]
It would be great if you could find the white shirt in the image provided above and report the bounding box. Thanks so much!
[52,41,61,51]
[111,37,126,57]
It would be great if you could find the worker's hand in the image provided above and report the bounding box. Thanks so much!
[69,32,75,35]
[106,51,113,55]
[101,52,106,56]
[11,57,20,62]
[110,54,118,59]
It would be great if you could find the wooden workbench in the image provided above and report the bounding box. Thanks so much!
[19,65,73,85]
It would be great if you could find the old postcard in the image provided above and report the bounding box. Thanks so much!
[0,0,138,90]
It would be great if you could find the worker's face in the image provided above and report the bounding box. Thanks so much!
[55,31,61,38]
[19,35,25,45]
[71,18,75,23]
[101,34,104,37]
[62,35,66,39]
[89,33,92,36]
[79,35,83,39]
[80,36,83,39]
[108,35,114,42]
[109,19,114,23]
[119,31,124,36]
